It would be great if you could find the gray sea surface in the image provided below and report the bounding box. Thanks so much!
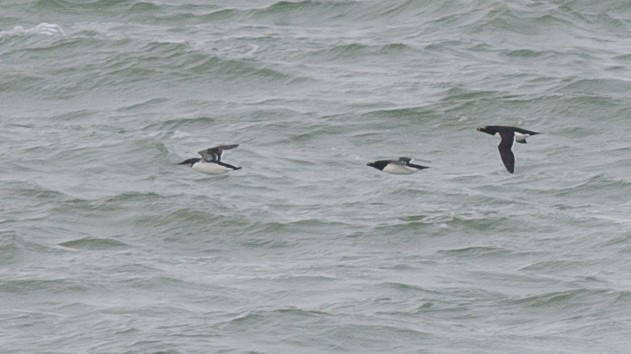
[1,1,631,353]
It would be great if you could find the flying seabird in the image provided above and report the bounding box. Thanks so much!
[178,144,241,175]
[367,157,430,175]
[477,125,540,173]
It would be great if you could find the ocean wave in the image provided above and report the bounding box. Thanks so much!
[0,231,24,263]
[0,278,89,294]
[59,237,129,250]
[253,0,358,21]
[95,39,299,88]
[559,78,631,97]
[36,0,126,11]
[305,42,418,63]
[143,0,446,27]
[222,308,330,328]
[5,180,73,201]
[359,106,437,122]
[0,23,66,37]
[436,246,513,258]
[551,174,631,198]
[141,116,216,133]
[2,28,303,99]
[501,288,624,310]
[128,1,161,13]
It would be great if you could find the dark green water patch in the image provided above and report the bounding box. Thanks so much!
[59,237,128,250]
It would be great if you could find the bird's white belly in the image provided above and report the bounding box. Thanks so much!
[514,132,530,142]
[192,162,232,175]
[383,164,416,175]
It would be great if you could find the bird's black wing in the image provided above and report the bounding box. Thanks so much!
[215,161,241,170]
[407,163,429,170]
[512,127,540,136]
[498,132,515,173]
[198,144,239,162]
[198,148,219,162]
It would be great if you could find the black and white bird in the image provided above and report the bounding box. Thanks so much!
[178,144,241,175]
[477,125,540,173]
[367,157,430,175]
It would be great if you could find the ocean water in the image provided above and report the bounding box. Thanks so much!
[1,1,631,353]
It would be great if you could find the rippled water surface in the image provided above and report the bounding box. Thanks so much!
[1,1,631,353]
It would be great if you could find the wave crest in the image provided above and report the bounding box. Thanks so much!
[0,23,66,37]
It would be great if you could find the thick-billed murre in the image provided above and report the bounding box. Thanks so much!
[367,157,430,175]
[178,144,241,175]
[477,125,540,173]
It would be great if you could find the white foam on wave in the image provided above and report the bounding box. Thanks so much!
[1,23,66,37]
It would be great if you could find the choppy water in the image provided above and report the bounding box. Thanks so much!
[2,1,631,353]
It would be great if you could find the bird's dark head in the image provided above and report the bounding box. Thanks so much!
[178,158,200,167]
[477,127,493,135]
[367,160,389,171]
